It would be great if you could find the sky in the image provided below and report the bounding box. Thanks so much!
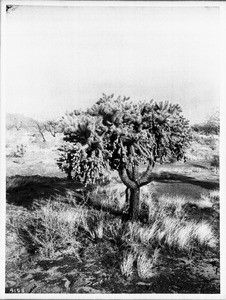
[4,5,220,124]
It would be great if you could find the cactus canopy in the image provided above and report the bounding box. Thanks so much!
[57,94,190,220]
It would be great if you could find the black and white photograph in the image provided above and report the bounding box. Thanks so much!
[1,0,225,297]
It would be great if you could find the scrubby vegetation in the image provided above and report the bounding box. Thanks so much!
[6,176,219,293]
[186,114,219,175]
[15,191,218,259]
[5,101,220,294]
[191,110,219,135]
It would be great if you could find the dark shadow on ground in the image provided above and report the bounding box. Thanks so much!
[191,163,210,170]
[6,175,83,209]
[149,269,220,293]
[153,172,219,190]
[35,253,220,294]
[6,171,219,210]
[6,175,124,218]
[38,256,82,274]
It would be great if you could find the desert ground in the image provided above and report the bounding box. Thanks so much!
[5,116,220,294]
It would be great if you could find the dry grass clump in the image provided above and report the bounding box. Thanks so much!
[124,217,217,254]
[201,189,219,202]
[16,193,123,260]
[194,189,220,209]
[163,218,217,251]
[156,194,188,218]
[120,247,159,280]
[143,193,191,221]
[142,192,219,222]
[200,189,220,210]
[170,223,194,251]
[209,189,220,201]
[137,248,159,279]
[104,217,124,241]
[6,204,30,266]
[120,250,136,278]
[199,194,214,209]
[90,183,126,211]
[194,221,217,248]
[17,199,88,259]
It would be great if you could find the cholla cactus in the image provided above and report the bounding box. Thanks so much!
[57,94,190,220]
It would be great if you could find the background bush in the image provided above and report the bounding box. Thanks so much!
[191,110,219,135]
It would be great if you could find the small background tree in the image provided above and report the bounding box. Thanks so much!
[44,120,62,137]
[33,121,47,142]
[57,94,190,220]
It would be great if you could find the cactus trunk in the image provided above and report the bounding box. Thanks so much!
[128,186,140,220]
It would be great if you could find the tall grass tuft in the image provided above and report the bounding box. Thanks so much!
[137,248,159,279]
[194,221,217,248]
[120,250,136,278]
[120,247,160,280]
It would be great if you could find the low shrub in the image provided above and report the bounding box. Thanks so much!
[192,132,217,148]
[7,144,27,158]
[185,140,218,161]
[192,109,219,135]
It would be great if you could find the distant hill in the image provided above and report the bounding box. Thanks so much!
[6,113,37,130]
